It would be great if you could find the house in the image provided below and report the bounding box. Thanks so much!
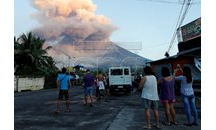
[149,17,201,96]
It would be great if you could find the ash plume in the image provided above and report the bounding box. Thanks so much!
[31,0,117,45]
[30,0,118,67]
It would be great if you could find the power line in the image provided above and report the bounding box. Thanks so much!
[165,0,193,56]
[166,0,186,54]
[169,0,192,53]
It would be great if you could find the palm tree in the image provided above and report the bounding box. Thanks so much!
[14,32,58,76]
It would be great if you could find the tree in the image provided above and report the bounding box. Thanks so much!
[14,32,58,76]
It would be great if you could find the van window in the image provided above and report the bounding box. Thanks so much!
[124,68,129,75]
[111,69,122,75]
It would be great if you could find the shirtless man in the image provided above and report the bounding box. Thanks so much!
[98,71,105,98]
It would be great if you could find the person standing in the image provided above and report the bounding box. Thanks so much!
[83,69,94,106]
[56,67,71,114]
[135,73,141,88]
[158,67,177,126]
[94,75,100,98]
[98,71,105,98]
[105,74,110,96]
[139,66,160,129]
[174,66,198,126]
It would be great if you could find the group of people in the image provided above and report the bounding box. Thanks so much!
[82,70,109,106]
[94,71,110,100]
[138,66,199,129]
[55,66,199,129]
[55,68,109,113]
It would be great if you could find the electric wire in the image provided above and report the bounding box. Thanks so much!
[169,0,193,53]
[138,0,199,56]
[167,0,192,54]
[166,0,186,54]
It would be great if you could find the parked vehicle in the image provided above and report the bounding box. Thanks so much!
[109,66,132,95]
[69,72,80,85]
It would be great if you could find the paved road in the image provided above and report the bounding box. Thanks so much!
[14,86,201,130]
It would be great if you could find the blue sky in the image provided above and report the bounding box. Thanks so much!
[14,0,201,60]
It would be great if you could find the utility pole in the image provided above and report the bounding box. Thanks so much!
[165,0,192,57]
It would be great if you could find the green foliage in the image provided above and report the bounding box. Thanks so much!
[14,32,59,77]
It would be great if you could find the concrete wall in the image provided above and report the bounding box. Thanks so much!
[14,76,17,91]
[14,77,45,92]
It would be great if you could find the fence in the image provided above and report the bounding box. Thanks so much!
[14,76,45,92]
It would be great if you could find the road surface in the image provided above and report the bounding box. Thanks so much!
[14,86,201,130]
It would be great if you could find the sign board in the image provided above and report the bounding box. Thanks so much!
[178,17,201,42]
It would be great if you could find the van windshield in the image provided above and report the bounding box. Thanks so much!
[111,69,123,75]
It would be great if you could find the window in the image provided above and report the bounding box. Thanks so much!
[111,69,123,75]
[124,68,129,75]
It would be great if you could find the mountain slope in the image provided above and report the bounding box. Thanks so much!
[99,43,151,68]
[50,42,151,70]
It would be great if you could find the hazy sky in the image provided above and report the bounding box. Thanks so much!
[14,0,201,60]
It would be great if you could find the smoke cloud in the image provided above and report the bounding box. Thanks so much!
[30,0,118,67]
[31,0,117,44]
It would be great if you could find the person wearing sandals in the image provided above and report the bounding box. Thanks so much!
[56,67,71,114]
[139,66,160,129]
[158,67,177,126]
[174,66,198,126]
[83,69,94,106]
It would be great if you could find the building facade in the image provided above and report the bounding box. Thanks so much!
[149,17,201,96]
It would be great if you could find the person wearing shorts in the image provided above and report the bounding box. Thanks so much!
[58,90,69,101]
[139,66,160,129]
[56,67,71,114]
[158,67,177,125]
[83,69,94,106]
[84,86,93,97]
[98,71,105,99]
[142,98,159,109]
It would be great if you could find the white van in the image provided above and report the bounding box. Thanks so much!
[109,66,132,95]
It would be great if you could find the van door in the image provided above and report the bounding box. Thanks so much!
[123,68,131,85]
